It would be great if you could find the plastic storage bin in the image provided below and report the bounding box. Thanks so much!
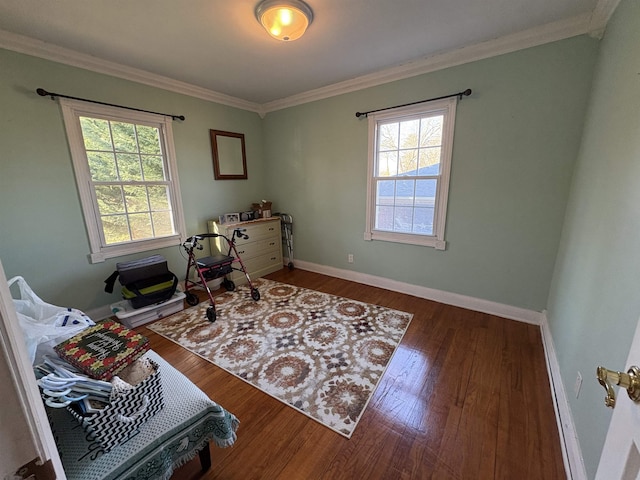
[111,291,185,329]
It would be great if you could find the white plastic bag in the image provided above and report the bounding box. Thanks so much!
[8,276,95,364]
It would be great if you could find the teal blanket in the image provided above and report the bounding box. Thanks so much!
[48,350,239,480]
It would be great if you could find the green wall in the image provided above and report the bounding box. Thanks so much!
[263,36,598,311]
[0,36,600,314]
[547,0,640,477]
[0,49,265,311]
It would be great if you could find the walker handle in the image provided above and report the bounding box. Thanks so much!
[232,228,248,241]
[187,233,219,240]
[184,233,219,249]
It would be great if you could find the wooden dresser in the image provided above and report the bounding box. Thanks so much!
[207,217,282,285]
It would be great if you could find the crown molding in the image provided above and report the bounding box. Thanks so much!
[0,29,262,114]
[588,0,621,39]
[261,12,595,113]
[0,2,618,116]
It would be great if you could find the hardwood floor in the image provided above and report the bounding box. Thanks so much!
[138,268,566,480]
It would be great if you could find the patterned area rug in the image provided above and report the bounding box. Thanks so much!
[148,278,413,437]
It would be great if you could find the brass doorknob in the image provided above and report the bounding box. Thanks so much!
[596,365,640,408]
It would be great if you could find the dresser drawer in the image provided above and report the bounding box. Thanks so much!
[229,248,282,283]
[233,220,280,246]
[209,218,280,246]
[233,237,280,260]
[208,217,282,284]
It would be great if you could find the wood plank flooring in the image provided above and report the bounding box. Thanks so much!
[138,268,566,480]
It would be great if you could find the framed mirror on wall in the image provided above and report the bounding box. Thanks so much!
[210,129,247,180]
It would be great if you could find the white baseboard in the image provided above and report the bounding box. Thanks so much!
[292,259,543,325]
[540,311,586,480]
[86,304,112,322]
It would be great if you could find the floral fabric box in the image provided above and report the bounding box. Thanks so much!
[54,320,149,380]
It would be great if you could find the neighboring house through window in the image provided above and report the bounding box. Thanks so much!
[364,97,458,250]
[60,99,186,263]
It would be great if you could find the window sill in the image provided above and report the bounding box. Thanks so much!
[364,230,446,250]
[89,235,183,263]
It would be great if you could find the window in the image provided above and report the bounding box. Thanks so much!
[60,99,186,263]
[364,97,457,250]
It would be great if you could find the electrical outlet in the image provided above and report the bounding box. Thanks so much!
[348,254,354,264]
[574,371,583,398]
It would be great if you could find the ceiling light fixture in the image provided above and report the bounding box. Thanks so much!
[255,0,313,42]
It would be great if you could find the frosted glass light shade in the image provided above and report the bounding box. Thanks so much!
[255,0,313,41]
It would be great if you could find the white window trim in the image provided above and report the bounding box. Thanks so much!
[364,97,457,250]
[60,98,186,263]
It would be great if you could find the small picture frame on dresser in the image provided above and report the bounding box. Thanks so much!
[223,213,240,224]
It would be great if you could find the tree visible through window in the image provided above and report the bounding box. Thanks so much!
[80,117,175,244]
[365,97,457,249]
[61,99,185,263]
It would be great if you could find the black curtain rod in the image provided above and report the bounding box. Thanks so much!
[355,88,472,118]
[36,88,185,121]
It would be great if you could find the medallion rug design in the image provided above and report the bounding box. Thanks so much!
[148,278,413,437]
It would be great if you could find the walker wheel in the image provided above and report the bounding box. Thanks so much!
[185,292,199,306]
[223,279,236,291]
[251,288,260,301]
[288,262,294,270]
[206,307,217,322]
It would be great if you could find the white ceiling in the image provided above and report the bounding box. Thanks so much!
[0,0,614,112]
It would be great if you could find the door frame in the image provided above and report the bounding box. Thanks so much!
[0,259,66,479]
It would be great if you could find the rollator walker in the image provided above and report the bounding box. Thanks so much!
[182,228,260,322]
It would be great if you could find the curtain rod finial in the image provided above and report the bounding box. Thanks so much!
[36,88,55,100]
[458,89,472,100]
